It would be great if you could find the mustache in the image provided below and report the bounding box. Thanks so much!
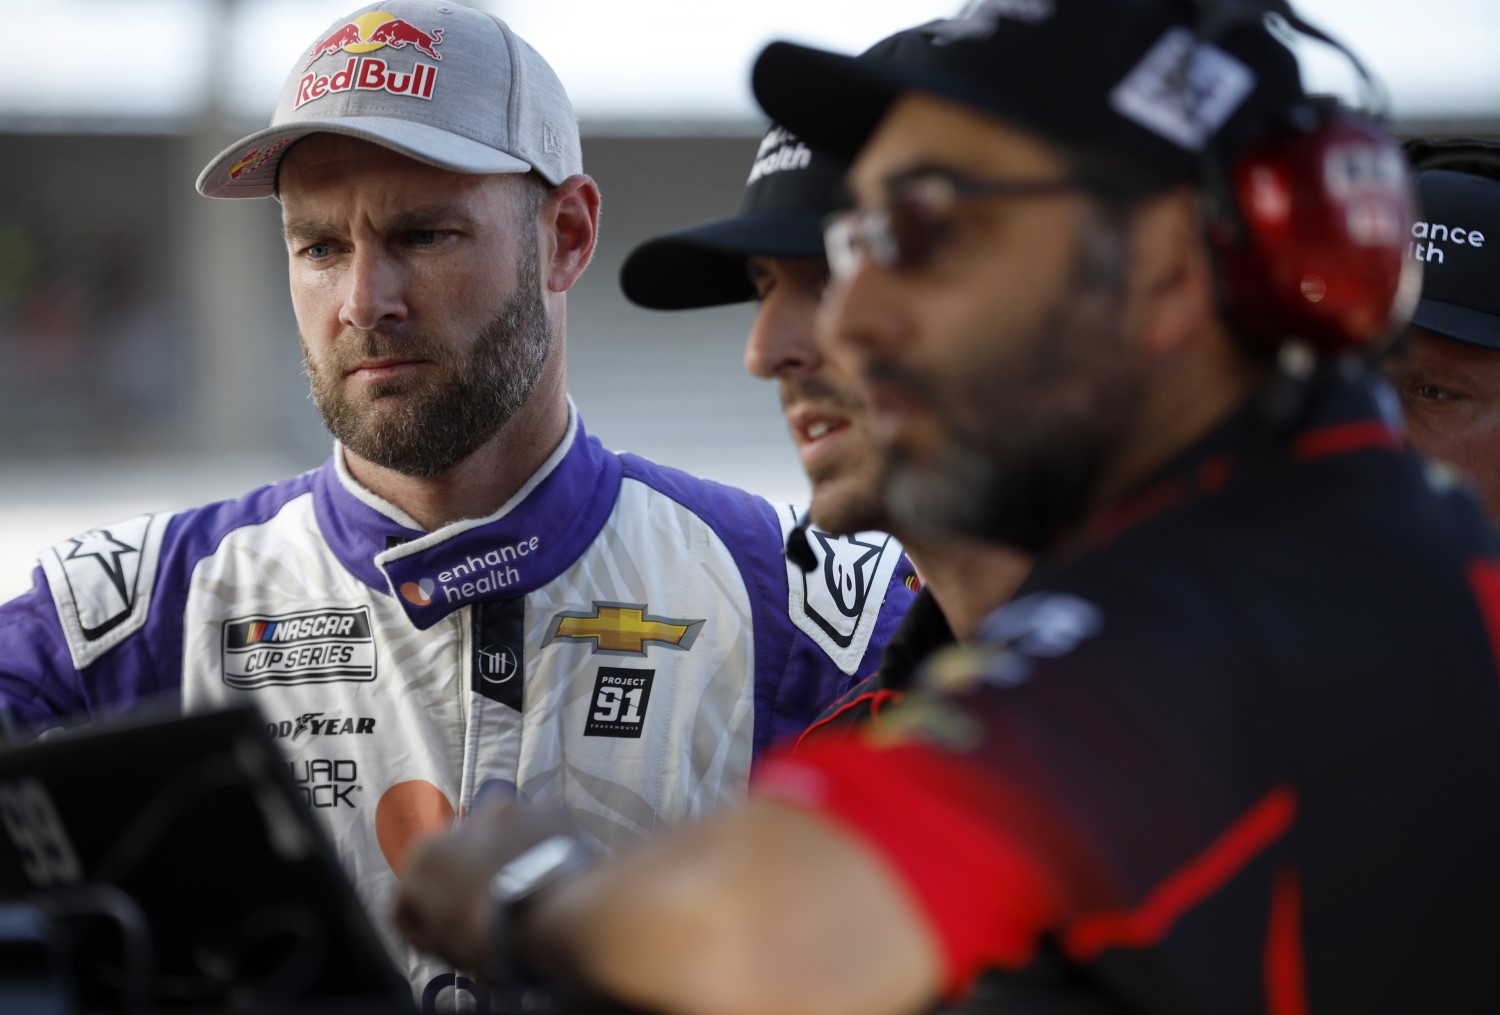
[779,374,867,415]
[862,358,942,407]
[303,329,451,375]
[346,329,446,362]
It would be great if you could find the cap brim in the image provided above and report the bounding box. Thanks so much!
[1411,298,1500,351]
[620,208,826,311]
[197,117,533,199]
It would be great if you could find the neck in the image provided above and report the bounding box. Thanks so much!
[900,536,1032,642]
[1091,334,1266,512]
[343,374,570,532]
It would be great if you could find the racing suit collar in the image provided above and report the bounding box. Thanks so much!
[313,403,625,629]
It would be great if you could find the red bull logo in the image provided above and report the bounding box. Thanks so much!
[296,11,442,109]
[227,138,291,181]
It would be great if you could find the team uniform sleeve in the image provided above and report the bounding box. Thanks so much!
[0,568,91,732]
[755,590,1293,1004]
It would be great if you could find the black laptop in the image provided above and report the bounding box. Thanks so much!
[0,706,413,1012]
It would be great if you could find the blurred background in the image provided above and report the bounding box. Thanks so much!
[1,0,1497,602]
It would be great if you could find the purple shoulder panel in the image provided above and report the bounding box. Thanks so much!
[614,455,916,759]
[0,467,321,733]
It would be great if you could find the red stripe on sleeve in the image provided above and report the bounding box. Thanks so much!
[1465,560,1500,689]
[756,739,1073,996]
[1263,864,1309,1015]
[1291,421,1400,461]
[1061,786,1297,961]
[793,689,902,754]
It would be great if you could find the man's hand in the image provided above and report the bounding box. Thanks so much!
[394,797,580,975]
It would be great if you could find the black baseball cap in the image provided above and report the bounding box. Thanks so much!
[1405,142,1500,350]
[621,24,953,312]
[619,125,846,310]
[752,0,1306,189]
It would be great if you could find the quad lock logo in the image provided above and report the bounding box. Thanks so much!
[287,758,361,809]
[296,11,443,109]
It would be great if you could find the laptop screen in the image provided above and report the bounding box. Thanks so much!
[0,706,412,1011]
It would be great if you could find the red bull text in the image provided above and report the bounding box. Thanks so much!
[296,57,438,108]
[296,14,443,109]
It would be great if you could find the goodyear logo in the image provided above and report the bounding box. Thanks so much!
[542,602,703,656]
[222,607,376,690]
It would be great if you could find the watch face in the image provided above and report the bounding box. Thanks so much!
[496,835,587,899]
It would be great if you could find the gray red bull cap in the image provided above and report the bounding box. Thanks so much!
[197,0,582,198]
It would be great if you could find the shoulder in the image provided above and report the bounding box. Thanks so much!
[36,469,320,670]
[615,452,914,675]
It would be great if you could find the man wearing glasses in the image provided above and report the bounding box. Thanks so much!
[396,3,1500,1012]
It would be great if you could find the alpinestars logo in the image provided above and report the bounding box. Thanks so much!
[56,519,153,640]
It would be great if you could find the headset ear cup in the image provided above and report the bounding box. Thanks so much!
[1209,107,1419,354]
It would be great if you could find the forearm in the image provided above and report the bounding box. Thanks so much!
[522,800,943,1015]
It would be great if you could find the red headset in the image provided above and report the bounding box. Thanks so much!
[1195,0,1420,356]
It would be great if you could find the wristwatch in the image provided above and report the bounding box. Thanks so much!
[488,834,595,999]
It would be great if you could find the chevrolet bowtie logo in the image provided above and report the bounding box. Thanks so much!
[543,602,704,656]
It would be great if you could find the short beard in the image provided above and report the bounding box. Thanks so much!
[883,213,1140,550]
[305,241,550,478]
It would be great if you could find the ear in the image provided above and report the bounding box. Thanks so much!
[541,174,601,293]
[1127,188,1218,358]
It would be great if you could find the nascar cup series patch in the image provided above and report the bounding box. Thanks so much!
[221,607,377,689]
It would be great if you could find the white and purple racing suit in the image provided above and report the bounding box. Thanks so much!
[0,407,913,1007]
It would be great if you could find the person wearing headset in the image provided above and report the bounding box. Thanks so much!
[1385,139,1500,519]
[395,3,1500,1013]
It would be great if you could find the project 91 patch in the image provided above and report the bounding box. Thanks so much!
[584,668,654,739]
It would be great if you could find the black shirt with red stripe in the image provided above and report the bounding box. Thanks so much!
[759,368,1500,1013]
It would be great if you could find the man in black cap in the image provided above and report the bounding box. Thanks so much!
[619,118,1029,718]
[394,3,1500,1012]
[1385,139,1500,518]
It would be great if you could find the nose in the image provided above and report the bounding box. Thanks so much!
[339,246,408,331]
[743,288,824,380]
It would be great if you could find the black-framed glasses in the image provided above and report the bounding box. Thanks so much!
[822,169,1106,281]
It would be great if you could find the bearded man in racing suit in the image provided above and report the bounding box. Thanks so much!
[0,2,912,1007]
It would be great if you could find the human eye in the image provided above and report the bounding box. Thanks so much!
[1410,382,1462,404]
[295,239,337,262]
